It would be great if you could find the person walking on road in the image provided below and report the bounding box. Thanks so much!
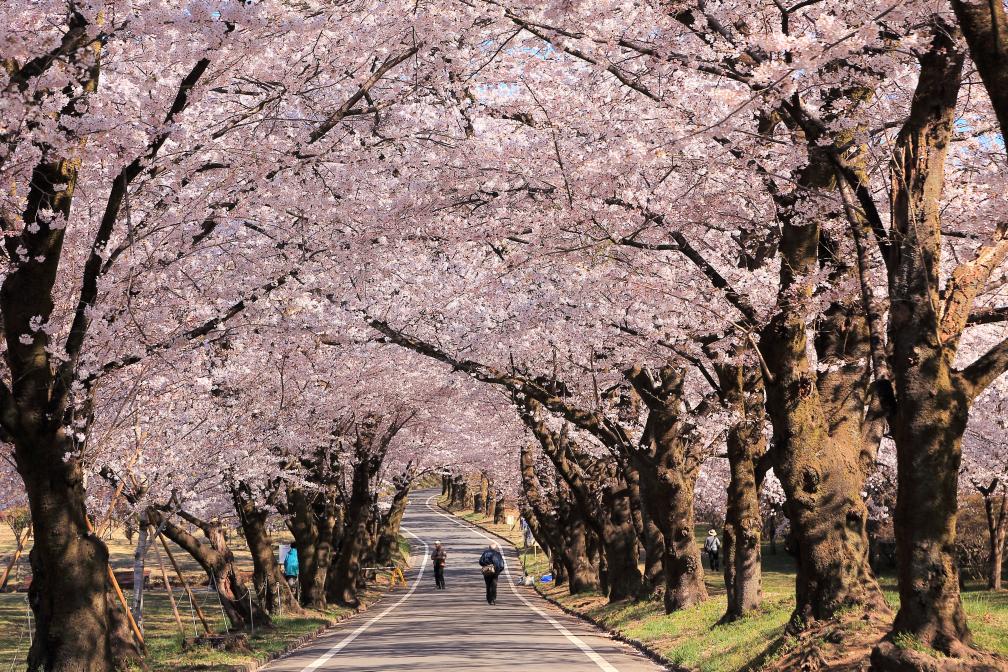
[704,529,721,571]
[284,543,300,597]
[479,542,506,605]
[432,541,447,589]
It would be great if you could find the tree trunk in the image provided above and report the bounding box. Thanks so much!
[641,510,665,594]
[493,495,505,524]
[520,444,599,594]
[759,216,886,628]
[130,521,149,626]
[713,354,766,621]
[981,487,1008,591]
[723,429,763,620]
[474,473,488,514]
[484,481,494,517]
[951,0,1008,135]
[597,480,644,602]
[154,511,271,630]
[882,26,976,657]
[328,457,373,608]
[286,486,334,609]
[625,464,664,594]
[645,470,706,612]
[559,509,598,592]
[232,486,300,615]
[376,478,411,565]
[626,366,707,613]
[22,457,140,672]
[889,375,973,652]
[8,123,143,672]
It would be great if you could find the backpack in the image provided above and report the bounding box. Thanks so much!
[480,549,499,576]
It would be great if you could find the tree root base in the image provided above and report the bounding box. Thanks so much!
[188,633,251,653]
[760,610,891,672]
[870,641,1007,672]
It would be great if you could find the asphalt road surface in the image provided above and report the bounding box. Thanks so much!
[263,489,666,672]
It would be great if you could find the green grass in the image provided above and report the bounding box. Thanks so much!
[0,529,412,670]
[138,594,371,672]
[0,583,377,672]
[444,497,1008,671]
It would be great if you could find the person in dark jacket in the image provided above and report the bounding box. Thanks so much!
[478,542,506,605]
[432,541,447,589]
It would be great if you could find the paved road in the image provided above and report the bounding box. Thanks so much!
[264,489,665,672]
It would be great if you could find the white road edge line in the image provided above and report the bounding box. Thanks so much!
[425,495,621,672]
[299,526,428,671]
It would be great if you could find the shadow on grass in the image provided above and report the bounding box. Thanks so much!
[448,499,1008,672]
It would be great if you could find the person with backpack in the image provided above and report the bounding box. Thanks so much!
[704,529,721,571]
[284,543,300,597]
[478,542,506,605]
[431,541,447,589]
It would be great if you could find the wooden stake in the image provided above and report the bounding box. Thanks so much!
[153,543,186,641]
[0,544,24,590]
[158,533,212,635]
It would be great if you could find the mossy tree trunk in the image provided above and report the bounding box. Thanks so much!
[710,350,768,621]
[626,366,708,614]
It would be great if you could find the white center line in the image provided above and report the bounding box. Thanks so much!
[299,527,428,671]
[424,495,621,672]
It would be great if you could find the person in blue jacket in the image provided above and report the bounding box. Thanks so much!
[284,543,300,596]
[478,542,506,605]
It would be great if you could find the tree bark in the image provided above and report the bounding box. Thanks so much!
[493,494,505,524]
[286,486,330,609]
[327,416,402,607]
[712,352,767,621]
[884,25,976,655]
[976,481,1007,591]
[22,458,139,672]
[626,366,707,613]
[232,484,300,615]
[520,444,600,594]
[759,216,887,628]
[376,474,412,565]
[152,510,271,630]
[327,476,371,607]
[130,521,149,626]
[624,464,664,594]
[474,473,488,514]
[951,0,1008,135]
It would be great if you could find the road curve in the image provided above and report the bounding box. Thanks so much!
[263,489,666,672]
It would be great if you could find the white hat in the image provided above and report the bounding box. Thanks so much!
[708,529,717,536]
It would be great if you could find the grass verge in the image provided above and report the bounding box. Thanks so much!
[441,498,1008,672]
[0,535,413,672]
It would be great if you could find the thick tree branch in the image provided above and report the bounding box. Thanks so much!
[94,264,305,381]
[940,222,1008,352]
[53,57,213,414]
[307,46,419,145]
[960,334,1008,400]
